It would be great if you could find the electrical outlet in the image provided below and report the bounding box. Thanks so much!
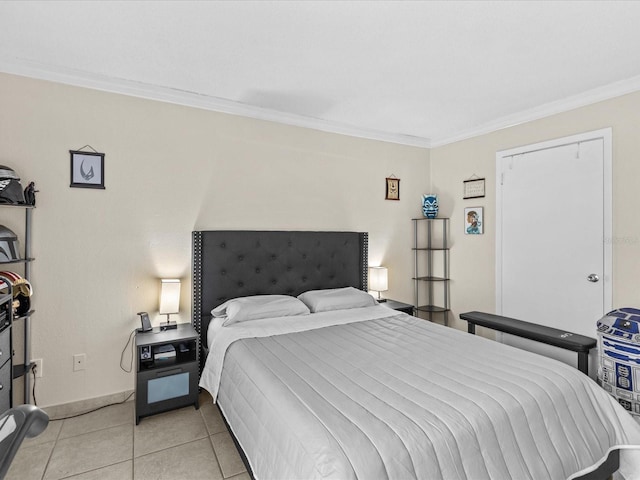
[73,353,86,372]
[32,358,43,378]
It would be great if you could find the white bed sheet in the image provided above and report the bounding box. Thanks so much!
[200,304,394,399]
[200,306,640,480]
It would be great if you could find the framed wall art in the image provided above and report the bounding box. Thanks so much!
[385,176,400,200]
[463,177,485,199]
[70,150,105,189]
[464,207,483,235]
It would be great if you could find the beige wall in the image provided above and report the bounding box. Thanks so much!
[0,73,430,407]
[5,70,640,408]
[431,90,640,334]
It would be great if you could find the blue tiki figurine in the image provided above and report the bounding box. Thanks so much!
[422,194,439,218]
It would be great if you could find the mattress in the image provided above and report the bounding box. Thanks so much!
[200,305,640,480]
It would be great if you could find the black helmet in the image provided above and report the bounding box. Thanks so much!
[0,166,25,204]
[0,271,32,316]
[0,226,20,262]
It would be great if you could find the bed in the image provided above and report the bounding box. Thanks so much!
[192,230,640,480]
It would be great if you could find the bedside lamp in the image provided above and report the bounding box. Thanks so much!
[369,266,388,302]
[159,278,180,330]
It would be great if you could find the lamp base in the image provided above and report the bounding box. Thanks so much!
[159,320,178,331]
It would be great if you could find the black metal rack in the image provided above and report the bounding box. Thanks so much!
[0,205,35,406]
[412,217,450,325]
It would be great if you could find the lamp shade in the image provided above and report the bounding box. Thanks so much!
[369,267,388,293]
[159,279,181,314]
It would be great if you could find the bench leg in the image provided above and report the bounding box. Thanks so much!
[578,352,589,375]
[468,323,476,334]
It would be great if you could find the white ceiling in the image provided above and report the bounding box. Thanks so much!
[2,1,640,147]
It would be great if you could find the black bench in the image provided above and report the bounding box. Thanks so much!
[460,311,597,375]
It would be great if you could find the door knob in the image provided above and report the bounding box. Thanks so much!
[587,273,599,283]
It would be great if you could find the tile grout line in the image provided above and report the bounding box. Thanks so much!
[131,419,135,479]
[42,423,134,479]
[40,417,66,480]
[134,436,210,461]
[201,405,228,479]
[201,401,246,478]
[54,419,133,442]
[208,433,225,479]
[133,404,210,461]
[34,396,220,479]
[56,460,132,480]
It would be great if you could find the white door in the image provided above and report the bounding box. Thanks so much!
[496,129,612,369]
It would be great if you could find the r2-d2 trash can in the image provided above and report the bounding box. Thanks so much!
[597,308,640,417]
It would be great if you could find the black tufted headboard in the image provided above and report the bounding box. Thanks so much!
[191,230,369,370]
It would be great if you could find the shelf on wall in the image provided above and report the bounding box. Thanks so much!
[12,362,34,380]
[0,259,35,266]
[415,305,450,313]
[13,310,35,321]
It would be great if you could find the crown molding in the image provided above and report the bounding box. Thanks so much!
[0,56,431,149]
[5,55,639,150]
[430,74,640,147]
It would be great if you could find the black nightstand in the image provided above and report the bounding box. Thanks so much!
[382,299,414,315]
[135,323,199,424]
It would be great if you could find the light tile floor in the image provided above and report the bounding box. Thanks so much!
[5,391,250,480]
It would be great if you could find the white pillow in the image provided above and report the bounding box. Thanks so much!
[212,295,310,326]
[297,287,377,313]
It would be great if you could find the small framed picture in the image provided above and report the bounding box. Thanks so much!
[70,150,105,189]
[463,178,485,199]
[385,177,400,200]
[464,207,483,235]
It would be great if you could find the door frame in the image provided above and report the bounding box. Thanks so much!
[495,128,613,317]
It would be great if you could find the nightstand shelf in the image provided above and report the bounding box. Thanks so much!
[135,323,199,424]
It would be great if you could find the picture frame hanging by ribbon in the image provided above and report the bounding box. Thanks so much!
[463,175,485,199]
[70,147,105,189]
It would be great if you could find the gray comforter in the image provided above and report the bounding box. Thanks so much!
[211,310,640,479]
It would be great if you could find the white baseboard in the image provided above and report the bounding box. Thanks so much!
[42,390,134,420]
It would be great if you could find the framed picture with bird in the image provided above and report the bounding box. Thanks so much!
[70,150,105,189]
